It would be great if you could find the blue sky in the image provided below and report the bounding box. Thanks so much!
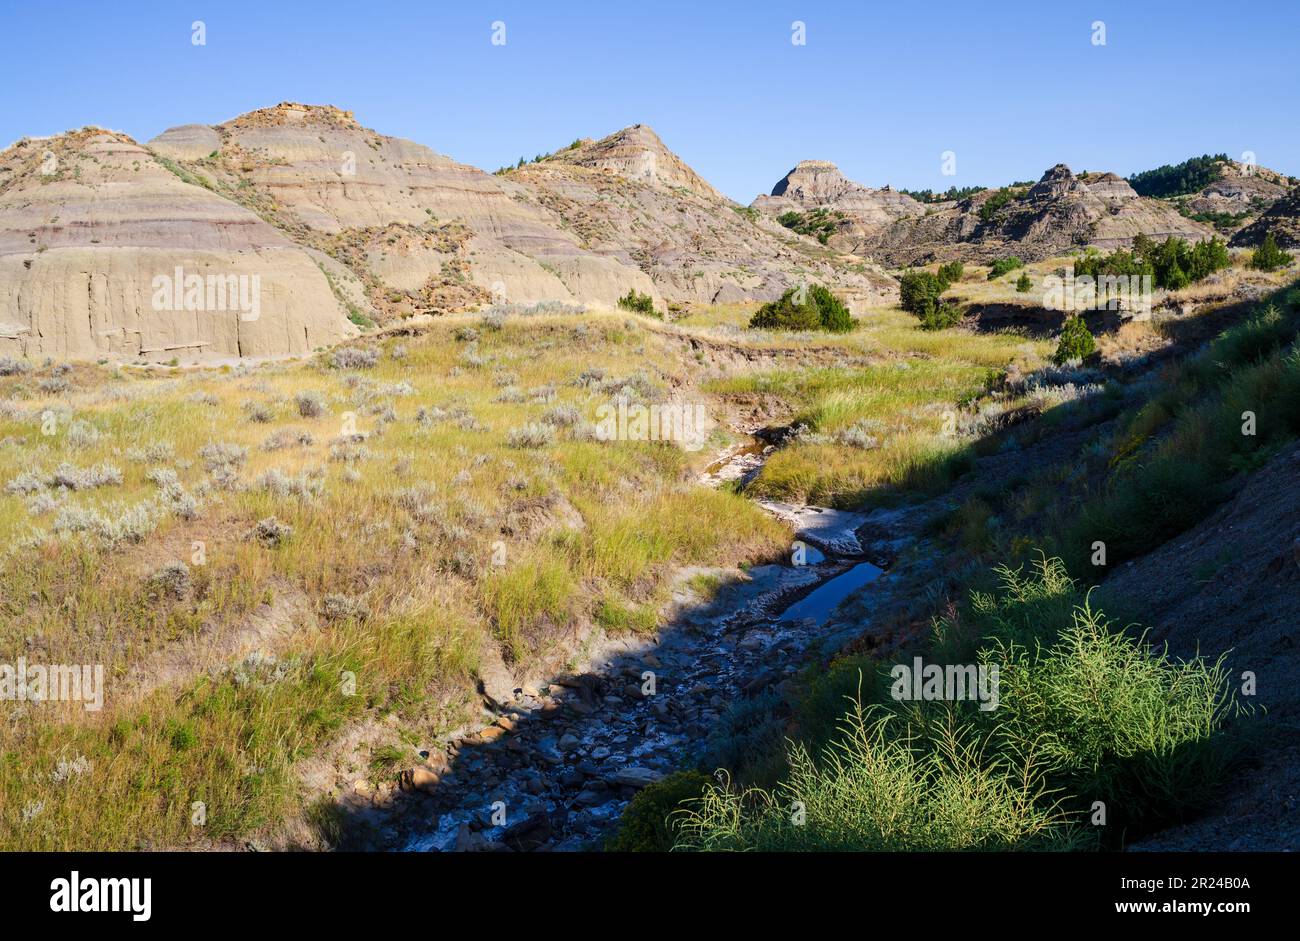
[2,0,1297,202]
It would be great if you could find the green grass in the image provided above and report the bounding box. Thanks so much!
[0,311,788,849]
[1063,299,1300,569]
[671,557,1247,851]
[710,357,1001,507]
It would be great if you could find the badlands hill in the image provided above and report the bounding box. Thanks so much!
[1232,185,1300,248]
[3,102,1295,364]
[753,159,927,241]
[1,103,902,363]
[149,104,660,321]
[505,125,897,309]
[0,127,357,361]
[1178,160,1293,228]
[755,161,1219,266]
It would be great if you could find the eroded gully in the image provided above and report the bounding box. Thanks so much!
[363,429,905,852]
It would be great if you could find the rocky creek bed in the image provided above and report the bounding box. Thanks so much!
[354,432,904,852]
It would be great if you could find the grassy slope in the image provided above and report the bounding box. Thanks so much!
[0,313,794,849]
[626,263,1300,852]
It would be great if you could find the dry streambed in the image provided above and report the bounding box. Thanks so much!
[362,433,902,852]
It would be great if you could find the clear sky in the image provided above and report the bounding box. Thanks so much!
[2,0,1297,202]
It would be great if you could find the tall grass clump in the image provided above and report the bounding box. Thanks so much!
[671,557,1246,851]
[675,705,1080,851]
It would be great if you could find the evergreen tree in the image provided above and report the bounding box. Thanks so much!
[1054,315,1097,364]
[1250,232,1294,272]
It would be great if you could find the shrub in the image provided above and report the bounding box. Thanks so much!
[541,404,580,427]
[250,516,293,548]
[241,400,274,423]
[749,291,819,331]
[296,390,327,418]
[749,284,854,333]
[899,271,947,317]
[937,260,964,284]
[920,301,964,331]
[987,256,1025,279]
[506,423,556,449]
[256,467,326,499]
[676,706,1079,851]
[776,208,841,243]
[616,289,657,317]
[837,418,881,449]
[986,571,1244,834]
[64,420,101,449]
[606,771,711,852]
[1079,236,1230,290]
[199,441,247,472]
[51,462,123,491]
[674,557,1245,851]
[1250,232,1293,272]
[6,471,48,495]
[1053,315,1096,364]
[806,285,854,332]
[54,500,161,545]
[149,561,192,600]
[1016,272,1033,293]
[978,188,1017,223]
[330,346,380,370]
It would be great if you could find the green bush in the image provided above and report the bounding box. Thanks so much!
[937,260,964,284]
[776,208,841,244]
[1077,236,1230,290]
[987,256,1024,279]
[807,284,855,332]
[749,284,854,333]
[1251,232,1293,272]
[616,289,658,317]
[1053,314,1096,364]
[988,585,1243,834]
[899,270,947,316]
[606,770,711,851]
[920,301,964,331]
[1015,272,1033,293]
[979,188,1017,223]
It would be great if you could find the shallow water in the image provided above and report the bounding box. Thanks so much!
[776,561,883,624]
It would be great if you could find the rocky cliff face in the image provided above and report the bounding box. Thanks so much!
[510,128,898,310]
[0,127,357,361]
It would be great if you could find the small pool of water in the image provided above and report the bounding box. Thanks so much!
[776,561,883,624]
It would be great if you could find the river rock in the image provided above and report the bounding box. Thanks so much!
[502,812,553,852]
[609,766,664,789]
